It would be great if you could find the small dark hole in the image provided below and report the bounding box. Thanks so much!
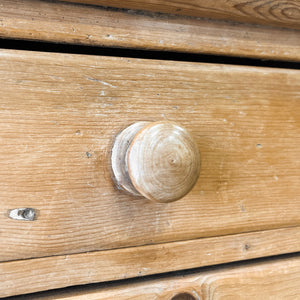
[244,243,251,251]
[22,208,35,220]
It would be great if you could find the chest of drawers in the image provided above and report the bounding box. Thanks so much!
[0,0,299,298]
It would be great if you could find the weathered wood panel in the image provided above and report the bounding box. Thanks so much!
[1,0,300,61]
[62,0,300,30]
[0,49,299,263]
[2,226,300,297]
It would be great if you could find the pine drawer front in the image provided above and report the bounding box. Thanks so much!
[0,49,299,264]
[1,0,300,62]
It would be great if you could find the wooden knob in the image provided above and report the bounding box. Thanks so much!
[111,121,200,203]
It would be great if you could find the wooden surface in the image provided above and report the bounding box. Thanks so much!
[0,49,300,263]
[62,0,300,30]
[111,121,149,196]
[2,226,300,297]
[17,254,300,300]
[1,0,300,61]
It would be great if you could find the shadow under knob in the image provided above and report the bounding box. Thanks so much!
[111,121,200,203]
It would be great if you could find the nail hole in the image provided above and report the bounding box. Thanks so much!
[22,208,35,220]
[9,208,36,221]
[244,243,251,251]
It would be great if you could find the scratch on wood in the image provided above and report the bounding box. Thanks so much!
[85,76,116,88]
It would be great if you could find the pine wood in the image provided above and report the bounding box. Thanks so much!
[2,226,300,297]
[111,121,149,196]
[112,121,201,202]
[1,0,300,61]
[0,49,300,262]
[21,254,300,300]
[62,0,300,30]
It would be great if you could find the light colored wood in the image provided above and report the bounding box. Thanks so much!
[1,0,300,61]
[127,121,200,203]
[111,121,149,196]
[21,254,300,300]
[0,49,300,262]
[112,121,201,202]
[2,226,300,297]
[62,0,300,30]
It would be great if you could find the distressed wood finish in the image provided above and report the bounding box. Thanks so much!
[0,49,300,263]
[62,0,300,30]
[1,0,300,61]
[18,254,300,300]
[2,226,300,297]
[111,121,149,196]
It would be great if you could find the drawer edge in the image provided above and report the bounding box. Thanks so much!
[2,225,300,297]
[1,0,300,62]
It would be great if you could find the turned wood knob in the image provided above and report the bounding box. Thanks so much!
[111,121,200,203]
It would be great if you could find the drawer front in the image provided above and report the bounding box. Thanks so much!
[1,0,300,62]
[61,0,300,30]
[12,255,300,299]
[0,49,299,262]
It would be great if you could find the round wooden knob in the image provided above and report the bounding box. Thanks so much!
[111,121,200,203]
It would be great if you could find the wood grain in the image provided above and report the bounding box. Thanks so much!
[111,121,149,196]
[1,0,300,61]
[2,226,300,297]
[19,255,300,300]
[62,0,300,30]
[123,121,201,202]
[0,49,299,262]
